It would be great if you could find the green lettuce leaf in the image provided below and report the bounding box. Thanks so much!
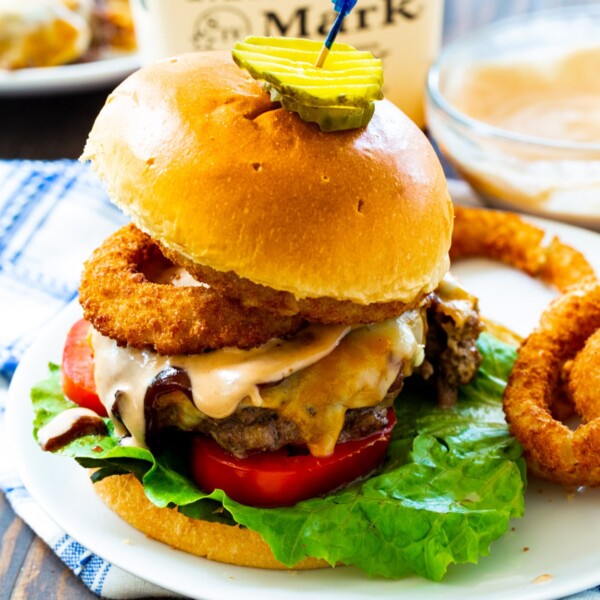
[31,333,524,580]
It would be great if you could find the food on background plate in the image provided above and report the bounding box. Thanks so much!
[30,46,527,580]
[504,282,600,487]
[88,0,136,55]
[0,0,90,69]
[0,0,135,70]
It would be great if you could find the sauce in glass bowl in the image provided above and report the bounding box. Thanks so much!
[427,8,600,230]
[452,46,600,144]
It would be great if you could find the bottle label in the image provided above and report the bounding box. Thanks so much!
[131,0,444,126]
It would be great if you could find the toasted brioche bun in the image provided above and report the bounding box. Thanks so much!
[82,51,452,305]
[93,473,330,570]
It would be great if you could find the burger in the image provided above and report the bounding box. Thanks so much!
[32,50,524,580]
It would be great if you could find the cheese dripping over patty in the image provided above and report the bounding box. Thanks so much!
[91,309,426,456]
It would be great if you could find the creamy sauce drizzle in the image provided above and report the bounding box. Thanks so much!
[37,407,106,451]
[91,310,426,454]
[92,324,350,448]
[259,310,425,455]
[39,275,474,455]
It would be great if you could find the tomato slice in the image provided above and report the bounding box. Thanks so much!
[190,408,396,507]
[61,319,106,416]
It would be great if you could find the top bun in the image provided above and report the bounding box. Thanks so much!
[82,51,452,305]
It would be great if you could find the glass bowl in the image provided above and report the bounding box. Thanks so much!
[426,6,600,230]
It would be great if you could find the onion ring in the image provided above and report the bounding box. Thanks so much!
[570,329,600,424]
[79,224,303,354]
[451,206,596,292]
[160,244,425,325]
[503,282,600,486]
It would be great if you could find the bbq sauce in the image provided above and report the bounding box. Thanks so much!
[37,407,107,451]
[143,367,193,449]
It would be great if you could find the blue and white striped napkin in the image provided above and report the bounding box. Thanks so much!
[0,159,599,599]
[0,159,178,598]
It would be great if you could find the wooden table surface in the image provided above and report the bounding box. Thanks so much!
[1,0,597,598]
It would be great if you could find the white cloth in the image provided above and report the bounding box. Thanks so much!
[0,160,177,598]
[0,159,597,599]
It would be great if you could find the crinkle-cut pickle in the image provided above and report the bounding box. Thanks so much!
[232,36,383,131]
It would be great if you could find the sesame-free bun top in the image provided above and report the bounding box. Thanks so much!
[82,51,452,305]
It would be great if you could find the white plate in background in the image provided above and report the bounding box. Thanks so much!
[0,54,139,96]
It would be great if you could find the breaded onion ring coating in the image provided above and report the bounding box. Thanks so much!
[451,206,596,292]
[503,282,600,486]
[159,244,424,325]
[570,329,600,425]
[79,224,303,354]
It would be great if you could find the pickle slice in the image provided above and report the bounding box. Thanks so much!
[232,36,383,131]
[290,99,375,132]
[232,52,382,82]
[266,85,375,132]
[233,42,377,67]
[242,36,357,52]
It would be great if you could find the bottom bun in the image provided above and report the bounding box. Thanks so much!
[93,473,331,570]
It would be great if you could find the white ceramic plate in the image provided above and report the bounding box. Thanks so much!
[7,218,600,600]
[0,54,140,96]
